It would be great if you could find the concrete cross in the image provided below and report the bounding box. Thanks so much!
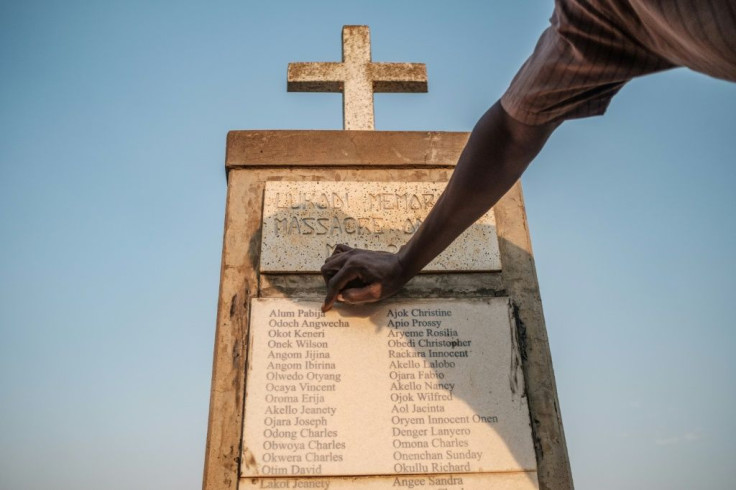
[287,25,428,130]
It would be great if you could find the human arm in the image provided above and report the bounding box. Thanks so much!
[320,101,560,311]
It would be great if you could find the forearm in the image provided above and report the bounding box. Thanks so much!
[397,101,559,278]
[320,101,559,310]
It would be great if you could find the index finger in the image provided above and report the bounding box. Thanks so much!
[322,266,361,312]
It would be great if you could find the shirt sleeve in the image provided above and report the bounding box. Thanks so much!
[501,0,675,125]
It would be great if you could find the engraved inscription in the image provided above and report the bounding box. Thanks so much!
[260,182,501,272]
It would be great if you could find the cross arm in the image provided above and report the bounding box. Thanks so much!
[287,62,345,92]
[370,63,428,92]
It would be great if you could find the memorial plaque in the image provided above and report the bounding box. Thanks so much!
[260,181,501,272]
[241,297,537,487]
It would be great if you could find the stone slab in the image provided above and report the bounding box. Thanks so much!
[225,130,470,168]
[259,182,501,272]
[241,297,536,479]
[240,471,539,489]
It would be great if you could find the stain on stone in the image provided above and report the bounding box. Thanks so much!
[513,302,529,362]
[533,417,545,460]
[230,293,238,318]
[232,339,241,363]
[242,447,258,473]
[508,300,522,397]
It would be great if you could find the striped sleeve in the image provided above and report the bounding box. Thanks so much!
[501,0,675,125]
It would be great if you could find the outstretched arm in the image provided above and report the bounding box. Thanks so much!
[321,101,560,311]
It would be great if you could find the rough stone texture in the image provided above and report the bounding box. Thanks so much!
[288,26,427,130]
[242,297,536,478]
[203,131,573,490]
[259,251,506,315]
[260,181,500,272]
[259,272,506,300]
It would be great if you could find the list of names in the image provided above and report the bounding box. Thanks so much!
[242,297,536,478]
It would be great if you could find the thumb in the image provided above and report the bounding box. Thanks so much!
[339,282,383,304]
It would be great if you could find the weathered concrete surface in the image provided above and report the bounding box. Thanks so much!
[242,297,536,478]
[260,181,500,272]
[288,26,427,130]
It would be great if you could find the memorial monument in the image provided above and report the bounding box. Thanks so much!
[203,26,572,490]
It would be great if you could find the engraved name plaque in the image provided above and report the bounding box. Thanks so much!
[241,297,538,488]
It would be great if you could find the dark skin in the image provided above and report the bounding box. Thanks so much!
[321,101,560,311]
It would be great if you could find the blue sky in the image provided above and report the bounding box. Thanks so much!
[1,1,734,489]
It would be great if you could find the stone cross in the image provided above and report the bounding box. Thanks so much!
[287,25,428,130]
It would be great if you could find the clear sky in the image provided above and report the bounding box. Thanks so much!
[1,1,734,489]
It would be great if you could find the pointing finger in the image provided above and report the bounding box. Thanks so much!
[322,266,361,312]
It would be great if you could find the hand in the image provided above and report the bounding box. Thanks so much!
[320,244,408,312]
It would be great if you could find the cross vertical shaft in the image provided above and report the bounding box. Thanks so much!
[341,26,373,130]
[287,26,428,130]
